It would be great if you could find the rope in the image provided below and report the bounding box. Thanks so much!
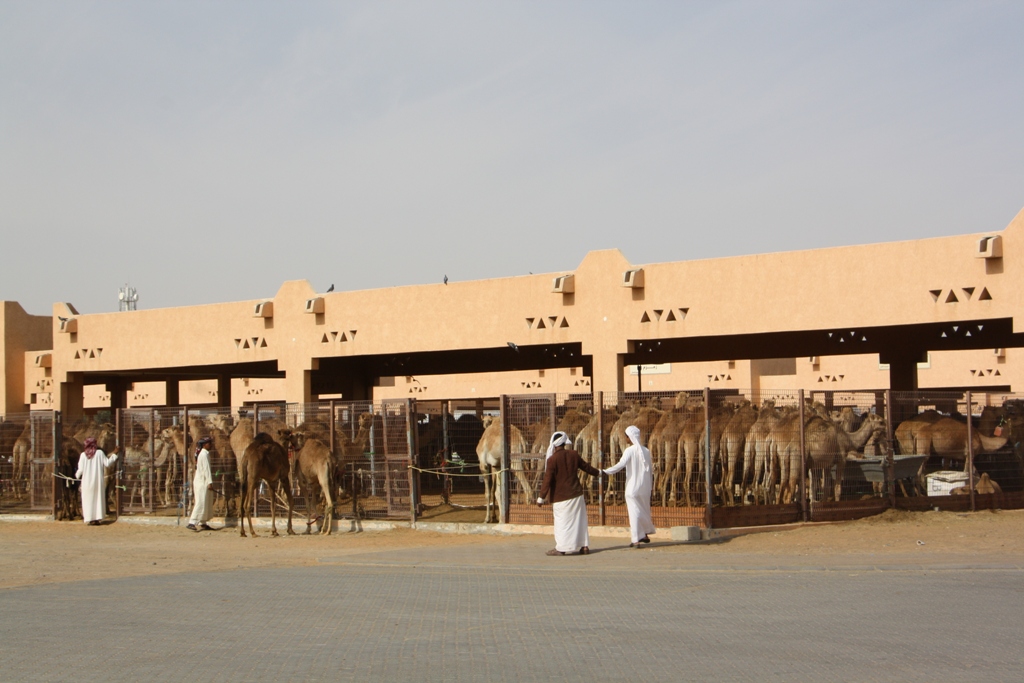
[407,464,507,476]
[51,471,126,490]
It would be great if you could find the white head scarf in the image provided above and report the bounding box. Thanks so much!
[625,425,651,472]
[546,431,570,460]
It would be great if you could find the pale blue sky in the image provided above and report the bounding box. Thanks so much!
[2,1,1022,315]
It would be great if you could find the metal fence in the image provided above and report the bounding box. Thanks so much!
[5,387,1023,527]
[0,411,57,514]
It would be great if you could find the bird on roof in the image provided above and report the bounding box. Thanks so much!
[443,275,448,285]
[58,316,68,323]
[327,284,334,292]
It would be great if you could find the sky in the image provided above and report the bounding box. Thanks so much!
[1,1,1022,316]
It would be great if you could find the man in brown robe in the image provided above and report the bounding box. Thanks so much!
[538,431,603,555]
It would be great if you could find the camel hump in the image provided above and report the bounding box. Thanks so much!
[252,432,276,445]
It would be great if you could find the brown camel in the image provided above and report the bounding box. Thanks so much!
[674,402,712,508]
[649,401,698,506]
[475,415,528,523]
[744,400,788,505]
[777,411,885,504]
[909,417,1008,464]
[719,400,758,505]
[574,408,619,502]
[238,432,295,537]
[894,410,944,455]
[288,431,337,534]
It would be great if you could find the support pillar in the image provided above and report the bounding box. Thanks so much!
[590,351,624,396]
[165,380,180,407]
[217,375,232,408]
[58,373,85,423]
[284,368,313,406]
[881,350,926,392]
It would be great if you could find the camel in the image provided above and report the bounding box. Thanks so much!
[674,402,711,508]
[288,430,337,534]
[475,415,528,523]
[743,400,788,505]
[951,472,1003,496]
[908,416,1009,465]
[699,402,736,501]
[776,411,886,504]
[894,410,944,456]
[719,400,758,505]
[649,401,698,506]
[11,424,32,499]
[238,432,295,537]
[574,408,619,502]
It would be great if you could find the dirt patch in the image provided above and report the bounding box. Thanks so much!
[3,508,1023,589]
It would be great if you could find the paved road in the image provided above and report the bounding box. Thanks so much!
[2,535,1022,682]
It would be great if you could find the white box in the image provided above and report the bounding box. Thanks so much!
[926,470,974,496]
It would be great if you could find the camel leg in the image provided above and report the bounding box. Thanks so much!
[319,469,333,535]
[481,468,492,524]
[283,477,295,535]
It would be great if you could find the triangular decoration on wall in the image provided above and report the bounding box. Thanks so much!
[321,334,329,343]
[340,332,348,342]
[665,310,676,321]
[96,348,102,357]
[640,312,651,323]
[349,330,357,340]
[653,309,663,321]
[259,338,268,348]
[559,317,569,328]
[74,351,81,359]
[929,290,942,302]
[242,339,251,349]
[88,350,96,359]
[234,339,242,349]
[330,331,338,341]
[995,369,1002,376]
[536,319,546,329]
[526,318,535,329]
[679,308,689,319]
[548,316,557,326]
[963,287,975,299]
[979,288,992,300]
[945,291,958,303]
[251,337,259,346]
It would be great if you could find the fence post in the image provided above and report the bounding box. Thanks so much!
[885,389,895,509]
[597,391,605,527]
[51,411,60,520]
[799,389,808,522]
[966,391,976,513]
[704,387,713,528]
[500,395,511,524]
[182,406,189,525]
[115,408,122,519]
[407,398,417,523]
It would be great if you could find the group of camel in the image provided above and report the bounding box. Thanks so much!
[470,393,1021,522]
[3,394,1019,528]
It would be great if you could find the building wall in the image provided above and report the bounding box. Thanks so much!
[2,301,52,414]
[5,206,1024,417]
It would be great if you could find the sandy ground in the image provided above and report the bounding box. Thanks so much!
[2,508,1023,590]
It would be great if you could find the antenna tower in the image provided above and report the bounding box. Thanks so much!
[118,284,139,312]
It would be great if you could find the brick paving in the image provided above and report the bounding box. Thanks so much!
[2,534,1023,682]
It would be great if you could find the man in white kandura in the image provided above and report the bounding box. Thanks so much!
[187,436,215,531]
[75,437,118,526]
[603,425,656,548]
[537,431,603,556]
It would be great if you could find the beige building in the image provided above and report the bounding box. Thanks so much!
[2,206,1023,418]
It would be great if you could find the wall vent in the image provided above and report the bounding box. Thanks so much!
[622,268,645,288]
[552,274,575,293]
[977,235,1002,259]
[305,297,324,314]
[253,301,274,318]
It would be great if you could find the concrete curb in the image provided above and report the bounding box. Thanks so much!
[0,513,705,542]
